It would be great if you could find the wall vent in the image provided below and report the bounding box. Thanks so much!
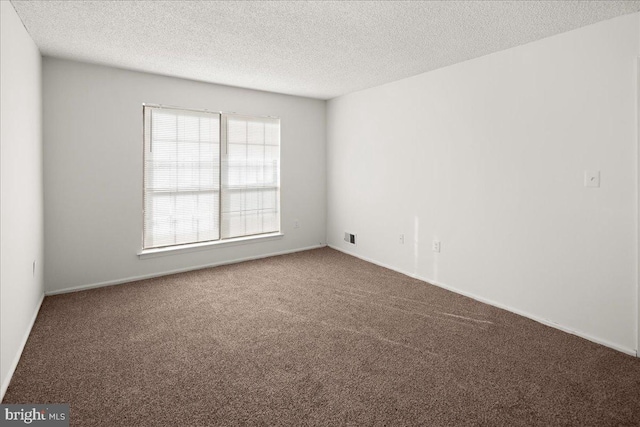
[344,232,356,245]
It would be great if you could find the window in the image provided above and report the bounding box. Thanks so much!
[143,105,280,250]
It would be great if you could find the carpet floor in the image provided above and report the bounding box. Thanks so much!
[3,247,640,426]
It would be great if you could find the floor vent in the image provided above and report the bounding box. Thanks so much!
[344,232,356,245]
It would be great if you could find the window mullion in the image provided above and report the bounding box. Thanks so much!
[219,114,225,240]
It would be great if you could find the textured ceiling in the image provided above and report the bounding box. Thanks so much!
[10,1,640,99]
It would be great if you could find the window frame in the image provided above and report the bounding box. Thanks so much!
[139,103,282,256]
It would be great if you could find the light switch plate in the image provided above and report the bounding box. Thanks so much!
[584,170,600,188]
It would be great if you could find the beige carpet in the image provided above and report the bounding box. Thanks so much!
[3,247,640,426]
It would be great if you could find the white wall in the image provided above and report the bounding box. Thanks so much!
[327,13,639,354]
[43,58,326,293]
[1,1,44,398]
[637,16,640,355]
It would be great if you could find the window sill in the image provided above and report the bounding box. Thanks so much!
[137,232,284,259]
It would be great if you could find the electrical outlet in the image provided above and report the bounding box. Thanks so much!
[399,234,404,244]
[33,260,36,277]
[584,170,600,188]
[432,240,441,253]
[294,219,300,229]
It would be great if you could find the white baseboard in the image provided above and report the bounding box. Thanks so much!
[46,244,327,296]
[1,293,45,401]
[328,244,638,357]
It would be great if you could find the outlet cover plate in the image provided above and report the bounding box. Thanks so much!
[584,170,600,188]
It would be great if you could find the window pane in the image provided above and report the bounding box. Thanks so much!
[221,115,280,239]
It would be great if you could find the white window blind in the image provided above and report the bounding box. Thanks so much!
[143,107,221,249]
[143,106,280,250]
[222,115,281,239]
